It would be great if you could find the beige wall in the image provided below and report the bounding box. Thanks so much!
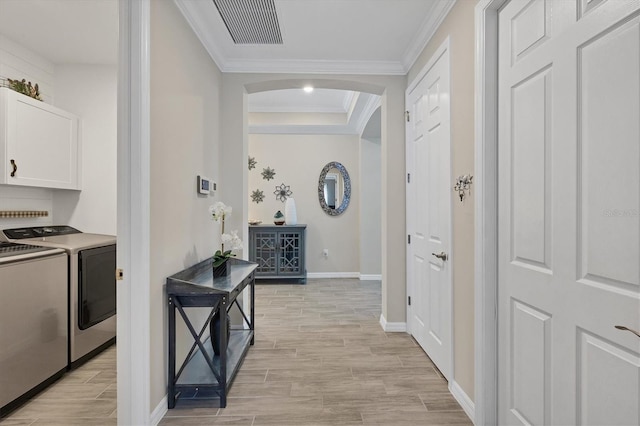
[149,0,223,409]
[220,74,406,324]
[407,0,477,401]
[249,133,360,274]
[360,137,382,276]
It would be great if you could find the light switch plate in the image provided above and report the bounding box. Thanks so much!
[197,175,211,195]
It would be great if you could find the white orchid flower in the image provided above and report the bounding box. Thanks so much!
[209,202,232,222]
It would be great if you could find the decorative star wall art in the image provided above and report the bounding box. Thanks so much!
[251,189,265,204]
[248,156,257,170]
[261,167,276,181]
[274,183,292,202]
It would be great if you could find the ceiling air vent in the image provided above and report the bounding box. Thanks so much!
[213,0,283,45]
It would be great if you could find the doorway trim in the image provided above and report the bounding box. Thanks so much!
[117,0,151,424]
[474,0,507,425]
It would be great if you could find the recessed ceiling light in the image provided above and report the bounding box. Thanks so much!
[303,86,314,93]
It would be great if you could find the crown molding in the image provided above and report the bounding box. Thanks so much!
[401,0,457,72]
[175,0,406,75]
[176,0,455,75]
[343,91,358,113]
[174,0,226,70]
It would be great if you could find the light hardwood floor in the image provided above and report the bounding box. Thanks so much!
[1,279,471,426]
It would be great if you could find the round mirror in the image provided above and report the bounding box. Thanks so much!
[318,161,351,216]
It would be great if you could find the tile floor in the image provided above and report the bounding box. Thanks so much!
[1,344,116,425]
[162,279,471,426]
[1,279,472,426]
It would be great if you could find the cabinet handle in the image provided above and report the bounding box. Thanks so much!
[10,159,17,177]
[615,325,640,338]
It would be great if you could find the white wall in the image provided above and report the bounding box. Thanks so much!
[0,35,117,236]
[360,136,382,277]
[249,133,360,275]
[0,34,55,102]
[149,0,223,410]
[53,64,117,235]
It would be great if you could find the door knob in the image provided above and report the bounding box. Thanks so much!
[615,325,640,338]
[432,252,448,261]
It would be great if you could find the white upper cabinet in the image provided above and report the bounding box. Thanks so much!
[0,87,81,190]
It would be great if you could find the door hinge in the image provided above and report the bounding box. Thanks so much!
[116,268,124,281]
[408,296,411,306]
[407,173,411,183]
[407,234,411,244]
[405,110,410,122]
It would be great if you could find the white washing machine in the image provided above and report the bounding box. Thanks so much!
[1,226,116,368]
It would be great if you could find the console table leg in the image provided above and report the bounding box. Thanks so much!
[220,296,228,407]
[168,297,176,409]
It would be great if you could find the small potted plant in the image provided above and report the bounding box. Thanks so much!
[209,201,243,278]
[209,201,242,355]
[7,78,42,101]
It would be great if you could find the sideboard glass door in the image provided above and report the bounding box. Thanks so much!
[253,231,277,275]
[278,231,302,276]
[249,225,306,283]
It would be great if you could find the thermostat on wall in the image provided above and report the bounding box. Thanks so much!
[197,175,212,195]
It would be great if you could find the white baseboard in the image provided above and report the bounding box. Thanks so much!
[359,274,382,280]
[150,395,168,426]
[379,314,407,332]
[449,380,475,424]
[307,272,360,279]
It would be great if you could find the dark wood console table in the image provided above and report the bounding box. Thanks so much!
[166,258,256,408]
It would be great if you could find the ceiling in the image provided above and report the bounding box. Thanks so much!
[196,0,455,134]
[176,0,456,74]
[0,0,118,65]
[0,0,454,135]
[249,89,380,136]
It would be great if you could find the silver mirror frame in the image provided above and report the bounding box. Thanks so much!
[318,161,351,216]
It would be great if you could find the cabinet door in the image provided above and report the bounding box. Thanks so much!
[2,89,80,189]
[278,230,303,276]
[252,230,278,275]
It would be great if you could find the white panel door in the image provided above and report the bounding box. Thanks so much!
[406,44,452,380]
[498,1,640,424]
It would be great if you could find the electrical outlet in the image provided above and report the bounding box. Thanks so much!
[322,249,329,257]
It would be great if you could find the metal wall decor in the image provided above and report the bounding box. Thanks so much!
[251,189,265,203]
[274,183,292,202]
[454,174,473,202]
[248,156,257,170]
[318,161,351,216]
[262,167,276,181]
